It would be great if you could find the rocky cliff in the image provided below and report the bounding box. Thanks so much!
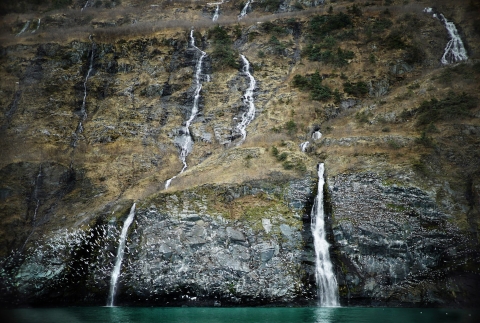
[0,0,479,307]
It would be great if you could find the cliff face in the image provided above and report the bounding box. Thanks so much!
[1,0,480,307]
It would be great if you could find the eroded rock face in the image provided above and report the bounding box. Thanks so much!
[0,177,318,307]
[328,173,480,307]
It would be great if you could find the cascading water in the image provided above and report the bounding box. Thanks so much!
[209,1,224,21]
[424,8,468,64]
[165,30,207,189]
[300,142,309,152]
[311,163,339,307]
[72,35,96,147]
[312,131,322,140]
[16,21,30,37]
[107,203,136,307]
[235,55,256,143]
[238,0,252,19]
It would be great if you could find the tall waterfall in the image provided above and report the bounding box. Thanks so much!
[424,8,468,64]
[311,163,339,307]
[238,0,252,19]
[72,35,96,147]
[165,30,206,189]
[235,55,256,143]
[107,203,136,307]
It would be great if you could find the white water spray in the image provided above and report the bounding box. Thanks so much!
[311,163,339,307]
[424,8,468,64]
[235,55,256,143]
[165,30,207,189]
[107,203,136,307]
[238,0,252,19]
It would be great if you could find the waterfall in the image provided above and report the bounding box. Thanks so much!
[165,30,207,189]
[312,131,322,140]
[300,141,309,152]
[32,165,42,223]
[72,35,96,147]
[107,203,136,307]
[81,0,89,12]
[209,0,224,21]
[81,35,96,121]
[238,0,252,19]
[438,14,468,64]
[16,21,30,37]
[424,8,468,64]
[311,163,339,307]
[235,55,256,143]
[31,19,41,33]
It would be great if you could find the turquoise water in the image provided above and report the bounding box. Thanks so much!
[1,307,478,323]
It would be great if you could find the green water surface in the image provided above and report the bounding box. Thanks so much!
[1,307,478,323]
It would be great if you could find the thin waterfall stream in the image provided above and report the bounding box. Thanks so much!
[107,203,136,307]
[16,21,30,37]
[235,55,256,143]
[72,35,96,147]
[311,163,339,307]
[238,0,252,19]
[165,30,206,189]
[209,0,224,21]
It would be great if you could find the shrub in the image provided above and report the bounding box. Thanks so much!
[269,36,286,55]
[260,0,283,12]
[304,46,354,67]
[416,92,477,126]
[309,13,352,39]
[404,44,426,65]
[285,120,297,135]
[271,146,279,157]
[209,26,239,70]
[387,139,401,149]
[343,81,368,97]
[384,30,407,49]
[415,131,435,148]
[277,152,288,161]
[347,4,362,17]
[292,73,333,101]
[355,111,370,124]
[372,18,393,33]
[294,2,304,10]
[262,22,285,35]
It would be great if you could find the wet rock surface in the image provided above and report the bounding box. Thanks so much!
[328,173,480,307]
[0,177,318,307]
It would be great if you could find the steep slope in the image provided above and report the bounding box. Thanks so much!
[0,0,479,307]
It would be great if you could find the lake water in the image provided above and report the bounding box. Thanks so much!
[1,307,478,323]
